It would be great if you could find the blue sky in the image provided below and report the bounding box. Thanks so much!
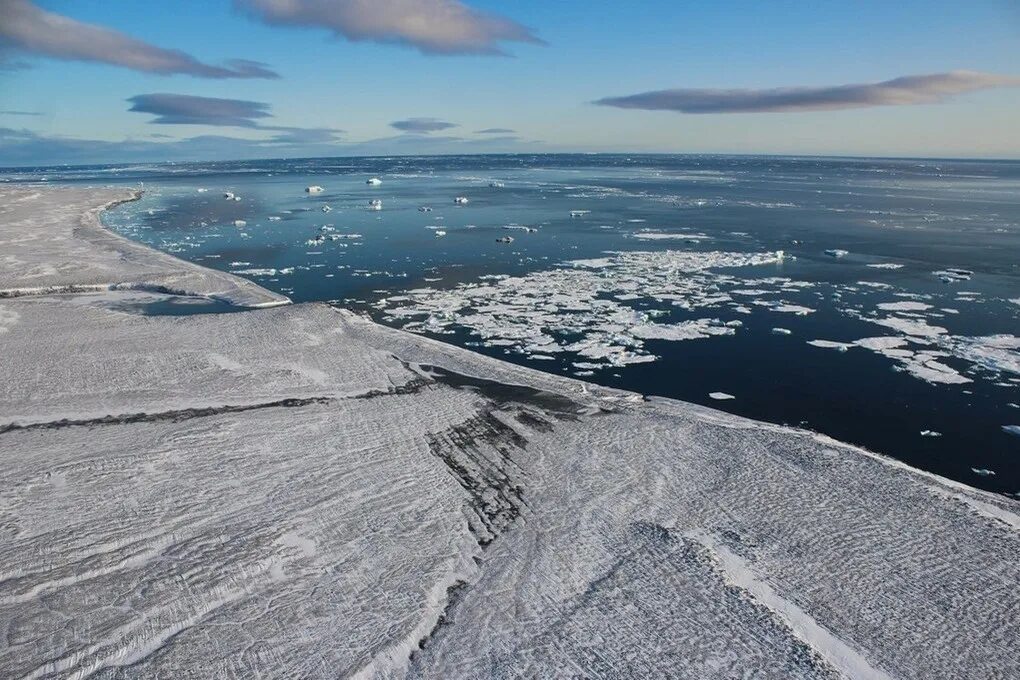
[1,0,1019,164]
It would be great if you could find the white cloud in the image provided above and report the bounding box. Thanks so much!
[0,0,277,78]
[235,0,543,55]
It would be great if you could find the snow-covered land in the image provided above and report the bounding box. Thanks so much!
[1,186,1018,679]
[0,187,288,308]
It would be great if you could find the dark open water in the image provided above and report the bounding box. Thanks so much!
[4,154,1018,495]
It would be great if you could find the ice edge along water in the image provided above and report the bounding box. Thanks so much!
[1,185,1018,680]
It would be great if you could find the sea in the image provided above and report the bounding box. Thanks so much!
[4,154,1018,495]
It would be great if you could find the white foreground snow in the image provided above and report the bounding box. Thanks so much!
[1,187,1018,679]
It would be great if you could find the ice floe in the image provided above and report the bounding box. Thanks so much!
[868,316,948,338]
[772,304,815,315]
[807,340,853,352]
[877,301,932,312]
[632,232,709,242]
[933,268,973,282]
[230,267,294,276]
[947,334,1020,377]
[379,249,784,370]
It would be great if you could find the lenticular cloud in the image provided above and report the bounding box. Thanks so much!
[595,71,1020,114]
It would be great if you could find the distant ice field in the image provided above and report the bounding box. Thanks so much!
[7,153,1019,494]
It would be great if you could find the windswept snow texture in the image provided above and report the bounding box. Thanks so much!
[1,187,1020,679]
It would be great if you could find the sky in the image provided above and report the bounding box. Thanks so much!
[1,0,1019,165]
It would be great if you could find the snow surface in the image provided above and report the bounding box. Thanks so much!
[1,187,1019,679]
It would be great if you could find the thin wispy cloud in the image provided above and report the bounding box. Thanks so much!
[235,0,544,55]
[0,126,541,166]
[0,127,331,165]
[391,117,457,133]
[127,93,344,144]
[475,127,515,134]
[265,127,345,144]
[0,109,41,116]
[595,71,1020,114]
[0,0,278,78]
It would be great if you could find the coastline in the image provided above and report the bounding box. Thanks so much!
[1,185,1017,678]
[0,186,289,307]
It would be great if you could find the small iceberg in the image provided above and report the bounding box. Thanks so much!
[418,206,433,212]
[489,181,505,188]
[434,230,447,237]
[321,205,333,213]
[496,236,514,244]
[825,249,849,258]
[771,328,792,336]
[454,196,469,205]
[233,220,247,228]
[223,192,235,199]
[268,216,281,222]
[709,392,735,400]
[971,468,996,476]
[570,210,590,217]
[366,178,382,186]
[920,430,942,438]
[368,199,382,211]
[306,185,325,194]
[1003,425,1020,437]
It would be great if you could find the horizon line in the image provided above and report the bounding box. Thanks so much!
[2,150,1020,171]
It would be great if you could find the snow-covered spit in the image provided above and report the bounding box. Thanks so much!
[0,187,288,308]
[1,186,1018,679]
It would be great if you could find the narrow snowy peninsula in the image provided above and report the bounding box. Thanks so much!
[1,187,1017,679]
